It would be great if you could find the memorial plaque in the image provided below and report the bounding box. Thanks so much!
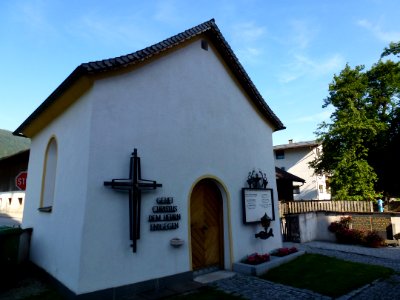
[148,197,181,231]
[242,188,275,224]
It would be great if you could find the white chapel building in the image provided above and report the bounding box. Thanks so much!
[14,19,286,298]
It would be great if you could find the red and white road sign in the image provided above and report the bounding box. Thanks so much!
[15,171,27,191]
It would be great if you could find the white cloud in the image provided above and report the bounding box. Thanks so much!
[14,0,57,36]
[276,19,338,83]
[230,22,266,64]
[153,0,179,24]
[288,107,335,124]
[278,73,299,84]
[236,46,263,64]
[66,14,151,49]
[296,53,344,75]
[357,19,400,42]
[289,19,318,50]
[232,22,266,42]
[278,53,344,83]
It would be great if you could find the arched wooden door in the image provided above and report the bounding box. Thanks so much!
[190,179,224,270]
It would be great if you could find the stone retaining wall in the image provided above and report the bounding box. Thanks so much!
[292,212,400,243]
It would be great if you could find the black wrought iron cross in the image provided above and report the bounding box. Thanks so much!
[104,148,162,252]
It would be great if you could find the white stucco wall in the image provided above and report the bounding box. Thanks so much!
[293,212,344,243]
[23,38,282,294]
[22,92,93,292]
[298,212,339,242]
[0,191,25,216]
[78,38,281,293]
[391,216,400,236]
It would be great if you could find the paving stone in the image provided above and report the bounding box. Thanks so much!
[209,242,400,300]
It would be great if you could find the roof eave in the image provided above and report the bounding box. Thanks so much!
[203,25,285,131]
[14,19,285,137]
[13,66,92,138]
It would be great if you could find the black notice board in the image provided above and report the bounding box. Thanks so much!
[242,188,275,224]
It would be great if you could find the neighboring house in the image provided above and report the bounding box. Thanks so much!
[274,140,331,200]
[0,129,30,220]
[275,167,305,201]
[0,128,30,158]
[14,19,285,298]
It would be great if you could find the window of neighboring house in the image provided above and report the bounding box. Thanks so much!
[39,137,58,212]
[316,147,321,157]
[326,178,331,194]
[275,150,285,159]
[319,184,324,193]
[293,186,300,194]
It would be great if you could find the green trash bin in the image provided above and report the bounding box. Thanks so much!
[0,226,32,267]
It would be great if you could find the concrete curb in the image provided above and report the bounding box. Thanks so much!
[232,250,305,276]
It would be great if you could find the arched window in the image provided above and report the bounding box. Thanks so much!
[39,137,58,212]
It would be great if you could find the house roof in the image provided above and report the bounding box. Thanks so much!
[0,149,30,163]
[13,19,285,138]
[275,167,305,183]
[0,129,30,159]
[273,140,319,151]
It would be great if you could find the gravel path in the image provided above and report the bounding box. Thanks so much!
[211,273,330,300]
[211,241,400,300]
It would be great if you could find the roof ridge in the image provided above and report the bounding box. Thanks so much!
[273,140,319,149]
[14,19,285,137]
[80,19,216,73]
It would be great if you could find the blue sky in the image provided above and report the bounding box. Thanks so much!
[1,0,400,145]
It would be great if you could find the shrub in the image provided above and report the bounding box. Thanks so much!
[335,228,365,245]
[364,231,384,248]
[328,221,344,233]
[339,216,352,228]
[328,217,383,247]
[328,216,352,233]
[350,229,365,244]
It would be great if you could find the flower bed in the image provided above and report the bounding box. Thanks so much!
[233,248,305,276]
[270,247,298,257]
[243,253,270,265]
[328,217,385,248]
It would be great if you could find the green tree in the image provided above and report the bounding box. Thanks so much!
[365,58,400,198]
[311,42,400,200]
[381,42,400,58]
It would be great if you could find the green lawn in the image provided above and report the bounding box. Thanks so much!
[261,253,394,298]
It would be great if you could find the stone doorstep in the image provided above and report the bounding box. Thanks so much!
[232,250,306,276]
[193,271,236,284]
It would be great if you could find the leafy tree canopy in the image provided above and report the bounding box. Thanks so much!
[381,42,400,58]
[311,42,400,200]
